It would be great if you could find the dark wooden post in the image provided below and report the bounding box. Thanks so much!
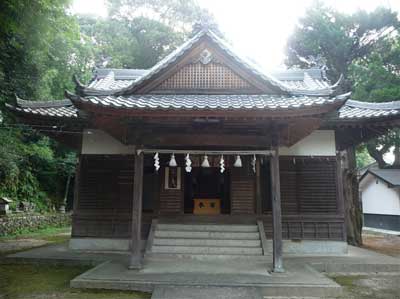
[255,158,262,215]
[336,152,346,241]
[129,150,144,269]
[270,146,284,272]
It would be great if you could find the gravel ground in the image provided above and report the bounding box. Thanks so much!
[362,232,400,258]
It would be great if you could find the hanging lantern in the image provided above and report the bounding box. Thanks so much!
[154,152,160,172]
[169,153,177,167]
[251,154,256,173]
[220,155,225,173]
[201,155,210,168]
[233,155,242,167]
[185,154,192,173]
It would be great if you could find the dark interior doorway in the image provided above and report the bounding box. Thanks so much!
[184,167,230,214]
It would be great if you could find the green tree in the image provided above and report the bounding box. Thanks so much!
[0,0,93,105]
[0,0,89,211]
[78,16,183,69]
[285,3,400,246]
[78,0,215,69]
[356,146,374,168]
[286,2,398,85]
[350,36,400,168]
[107,0,213,31]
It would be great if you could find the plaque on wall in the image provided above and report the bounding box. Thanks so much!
[164,167,181,190]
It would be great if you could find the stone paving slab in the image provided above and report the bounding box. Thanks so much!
[287,246,400,273]
[6,243,400,297]
[70,257,342,297]
[151,286,262,299]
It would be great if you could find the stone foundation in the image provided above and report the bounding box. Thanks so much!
[69,238,146,251]
[0,213,71,236]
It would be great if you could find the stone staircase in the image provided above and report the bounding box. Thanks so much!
[147,223,264,256]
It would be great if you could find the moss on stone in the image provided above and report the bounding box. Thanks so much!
[0,264,150,299]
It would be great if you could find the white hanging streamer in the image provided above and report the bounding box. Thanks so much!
[234,155,242,167]
[220,155,225,173]
[154,152,160,172]
[185,153,192,173]
[201,155,210,167]
[169,153,177,167]
[252,154,256,173]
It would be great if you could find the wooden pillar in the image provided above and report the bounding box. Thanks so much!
[72,155,82,214]
[129,151,144,269]
[336,152,346,238]
[270,146,284,272]
[255,158,262,215]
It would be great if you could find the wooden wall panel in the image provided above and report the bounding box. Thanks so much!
[230,163,255,214]
[262,215,346,241]
[71,154,154,239]
[279,157,338,215]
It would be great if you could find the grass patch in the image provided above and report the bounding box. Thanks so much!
[332,275,365,288]
[0,263,150,299]
[0,226,71,242]
[331,274,400,299]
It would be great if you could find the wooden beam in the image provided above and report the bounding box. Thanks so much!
[139,133,271,148]
[270,146,284,272]
[129,151,144,269]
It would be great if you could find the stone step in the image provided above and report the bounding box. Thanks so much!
[157,224,259,232]
[153,238,262,247]
[151,286,262,299]
[154,230,260,240]
[151,245,263,255]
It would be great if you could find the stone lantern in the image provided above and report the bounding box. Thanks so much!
[0,197,12,215]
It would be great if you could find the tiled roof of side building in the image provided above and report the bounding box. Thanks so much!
[338,100,400,119]
[361,168,400,187]
[7,98,78,118]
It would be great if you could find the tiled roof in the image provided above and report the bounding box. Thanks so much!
[362,168,400,187]
[78,28,339,96]
[85,67,333,94]
[76,94,345,110]
[8,95,400,123]
[338,100,400,119]
[8,98,78,118]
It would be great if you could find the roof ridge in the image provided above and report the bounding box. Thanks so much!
[16,96,72,108]
[74,28,341,97]
[346,99,400,110]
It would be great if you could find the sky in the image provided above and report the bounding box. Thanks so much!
[71,0,400,70]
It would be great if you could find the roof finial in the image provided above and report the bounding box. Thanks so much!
[192,19,220,36]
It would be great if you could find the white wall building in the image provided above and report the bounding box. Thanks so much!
[359,168,400,231]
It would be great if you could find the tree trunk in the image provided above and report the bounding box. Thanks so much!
[341,147,363,246]
[393,144,400,167]
[366,141,389,168]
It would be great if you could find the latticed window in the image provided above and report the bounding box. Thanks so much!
[156,62,254,90]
